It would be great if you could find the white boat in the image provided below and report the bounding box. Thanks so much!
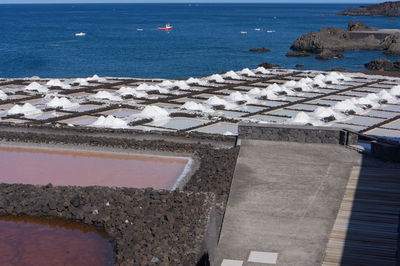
[137,28,143,31]
[75,32,86,36]
[255,28,261,31]
[240,31,247,34]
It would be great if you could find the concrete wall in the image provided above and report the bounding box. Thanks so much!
[238,122,358,145]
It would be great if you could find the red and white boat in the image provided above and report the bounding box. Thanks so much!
[158,24,172,31]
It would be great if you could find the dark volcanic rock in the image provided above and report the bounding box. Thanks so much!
[330,68,348,72]
[364,58,394,71]
[348,21,377,31]
[394,59,400,69]
[286,51,310,57]
[316,49,344,60]
[249,47,271,52]
[290,23,390,52]
[295,64,305,68]
[338,1,400,17]
[384,42,400,55]
[258,62,281,68]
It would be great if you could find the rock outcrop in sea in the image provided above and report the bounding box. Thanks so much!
[338,1,400,17]
[290,22,400,61]
[249,47,271,52]
[364,58,400,71]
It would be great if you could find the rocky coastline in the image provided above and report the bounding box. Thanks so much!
[338,1,400,17]
[290,22,399,55]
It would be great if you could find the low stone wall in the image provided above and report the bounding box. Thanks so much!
[238,122,358,145]
[0,126,240,265]
[0,184,216,265]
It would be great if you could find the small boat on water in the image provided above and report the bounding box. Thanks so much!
[158,24,172,31]
[137,28,143,31]
[240,31,247,34]
[75,32,86,36]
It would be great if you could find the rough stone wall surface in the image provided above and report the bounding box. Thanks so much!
[238,123,358,145]
[0,184,215,265]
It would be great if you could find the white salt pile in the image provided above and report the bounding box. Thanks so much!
[186,77,209,86]
[0,90,7,101]
[205,96,236,109]
[136,105,169,121]
[87,74,106,82]
[46,96,79,110]
[239,68,256,77]
[254,67,270,74]
[73,78,89,86]
[227,91,258,104]
[248,87,279,100]
[181,101,214,113]
[91,115,128,129]
[136,83,169,94]
[206,74,225,83]
[24,82,49,93]
[93,91,122,101]
[223,71,243,80]
[117,87,148,98]
[46,79,71,90]
[7,103,42,116]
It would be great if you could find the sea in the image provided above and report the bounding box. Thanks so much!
[0,3,399,79]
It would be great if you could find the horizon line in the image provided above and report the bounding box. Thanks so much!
[0,1,378,4]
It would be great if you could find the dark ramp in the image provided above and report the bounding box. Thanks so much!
[323,166,400,265]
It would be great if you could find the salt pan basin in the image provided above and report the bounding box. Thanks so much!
[0,216,114,266]
[0,145,191,190]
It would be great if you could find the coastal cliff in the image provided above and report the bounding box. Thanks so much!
[338,1,400,17]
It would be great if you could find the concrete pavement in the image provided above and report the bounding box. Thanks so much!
[216,140,362,266]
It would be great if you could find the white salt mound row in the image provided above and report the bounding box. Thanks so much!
[181,101,214,113]
[0,90,7,101]
[248,87,279,100]
[117,87,148,98]
[239,68,256,77]
[87,74,106,82]
[46,97,79,110]
[136,83,169,94]
[158,80,190,90]
[227,91,258,104]
[254,67,270,74]
[94,91,122,101]
[223,71,243,80]
[206,74,225,83]
[91,115,128,129]
[46,79,71,90]
[186,77,209,86]
[24,82,49,93]
[8,103,42,116]
[73,78,89,86]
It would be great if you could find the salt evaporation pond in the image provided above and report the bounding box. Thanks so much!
[0,216,114,265]
[0,146,189,190]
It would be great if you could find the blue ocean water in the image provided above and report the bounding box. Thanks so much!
[0,3,399,79]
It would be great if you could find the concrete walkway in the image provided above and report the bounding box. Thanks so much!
[216,140,362,266]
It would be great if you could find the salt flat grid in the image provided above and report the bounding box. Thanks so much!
[0,69,400,141]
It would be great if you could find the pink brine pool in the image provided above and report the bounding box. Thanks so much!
[0,146,190,190]
[0,216,114,266]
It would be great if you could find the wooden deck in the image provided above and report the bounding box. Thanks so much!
[322,166,400,266]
